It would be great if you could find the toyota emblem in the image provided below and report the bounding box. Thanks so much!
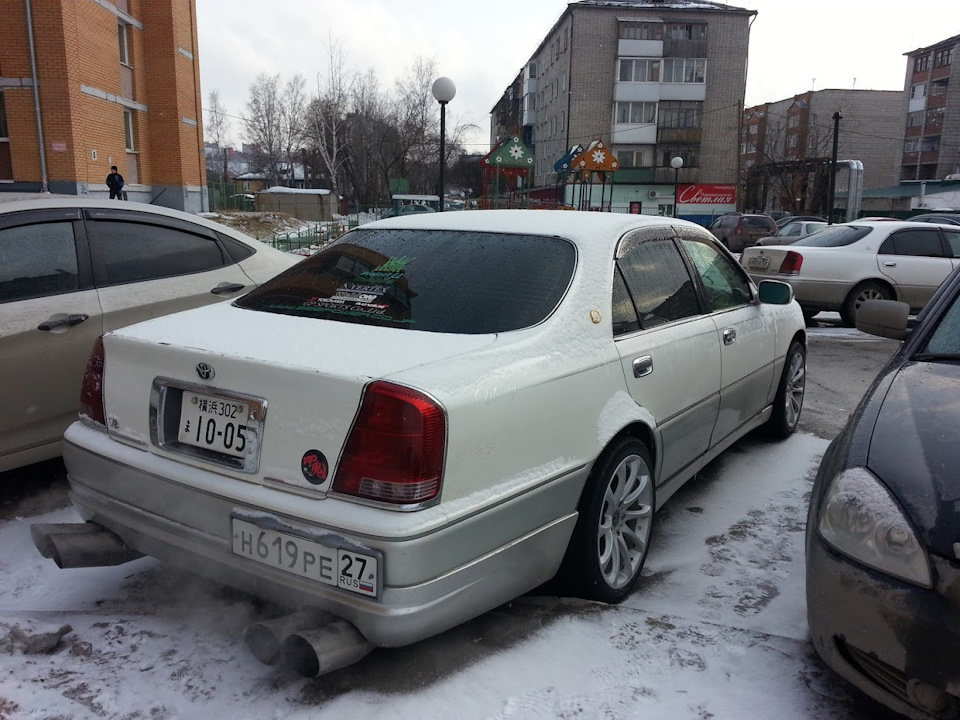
[196,363,215,380]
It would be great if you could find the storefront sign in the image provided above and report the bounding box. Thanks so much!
[677,184,737,205]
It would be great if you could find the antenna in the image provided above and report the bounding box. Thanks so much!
[852,77,857,90]
[811,77,816,91]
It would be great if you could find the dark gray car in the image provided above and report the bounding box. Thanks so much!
[805,264,960,719]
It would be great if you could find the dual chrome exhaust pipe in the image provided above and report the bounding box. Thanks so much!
[31,522,374,676]
[244,609,373,677]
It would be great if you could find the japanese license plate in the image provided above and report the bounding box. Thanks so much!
[747,255,771,270]
[231,518,379,598]
[178,391,250,458]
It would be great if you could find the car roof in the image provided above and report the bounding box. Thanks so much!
[0,196,267,245]
[367,209,712,256]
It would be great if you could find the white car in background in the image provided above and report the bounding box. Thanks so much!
[34,210,806,677]
[0,198,299,472]
[740,220,960,325]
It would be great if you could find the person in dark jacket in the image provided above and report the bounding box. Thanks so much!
[106,166,125,200]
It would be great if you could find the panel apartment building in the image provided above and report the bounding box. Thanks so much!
[491,0,755,217]
[0,0,207,211]
[741,89,905,216]
[901,33,959,182]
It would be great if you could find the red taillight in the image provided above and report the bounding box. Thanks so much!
[778,251,804,275]
[78,336,106,427]
[333,381,446,506]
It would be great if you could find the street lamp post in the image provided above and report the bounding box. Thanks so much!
[431,77,456,212]
[670,156,684,218]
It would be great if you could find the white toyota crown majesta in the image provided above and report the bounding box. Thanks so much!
[35,209,806,676]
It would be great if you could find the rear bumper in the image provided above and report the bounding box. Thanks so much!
[62,422,585,648]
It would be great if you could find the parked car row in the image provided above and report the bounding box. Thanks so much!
[9,200,957,716]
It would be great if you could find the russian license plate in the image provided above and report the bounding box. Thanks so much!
[747,255,771,270]
[178,391,250,458]
[231,518,379,597]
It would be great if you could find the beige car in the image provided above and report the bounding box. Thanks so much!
[740,220,960,325]
[0,198,299,472]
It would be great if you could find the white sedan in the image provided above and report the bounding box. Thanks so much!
[34,210,806,676]
[740,220,960,325]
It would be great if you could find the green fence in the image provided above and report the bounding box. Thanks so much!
[207,182,254,211]
[267,217,366,255]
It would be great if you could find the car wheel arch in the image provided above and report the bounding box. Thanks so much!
[841,279,897,326]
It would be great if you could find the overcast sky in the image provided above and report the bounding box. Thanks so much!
[196,0,956,152]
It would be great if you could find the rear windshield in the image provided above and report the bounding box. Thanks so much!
[235,228,577,334]
[792,225,872,247]
[744,216,776,228]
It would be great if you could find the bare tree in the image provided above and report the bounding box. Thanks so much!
[205,89,230,182]
[244,73,285,186]
[281,74,308,186]
[307,38,354,195]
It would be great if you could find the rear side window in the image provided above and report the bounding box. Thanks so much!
[616,237,699,328]
[878,229,946,257]
[235,228,576,334]
[943,229,960,256]
[0,221,79,302]
[93,221,228,285]
[793,225,872,247]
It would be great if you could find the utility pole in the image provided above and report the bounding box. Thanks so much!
[827,112,842,224]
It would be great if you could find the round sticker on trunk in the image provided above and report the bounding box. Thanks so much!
[301,450,329,484]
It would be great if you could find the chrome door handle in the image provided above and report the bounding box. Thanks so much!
[723,328,737,345]
[633,355,653,378]
[883,261,897,267]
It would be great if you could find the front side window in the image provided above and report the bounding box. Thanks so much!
[616,235,699,329]
[93,220,227,285]
[0,222,79,302]
[680,235,753,312]
[236,229,576,334]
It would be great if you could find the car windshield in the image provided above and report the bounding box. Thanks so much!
[234,228,577,334]
[791,225,872,247]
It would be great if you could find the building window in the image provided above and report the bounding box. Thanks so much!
[665,23,707,41]
[619,22,663,40]
[618,58,661,82]
[0,93,8,138]
[615,101,656,125]
[660,146,699,167]
[904,138,919,153]
[907,110,924,127]
[910,83,926,99]
[926,106,944,127]
[124,109,135,151]
[914,54,930,72]
[659,101,702,128]
[617,146,654,168]
[662,58,706,84]
[527,62,537,79]
[118,23,130,65]
[931,79,949,96]
[933,47,953,67]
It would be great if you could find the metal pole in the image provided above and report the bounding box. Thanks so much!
[827,111,842,224]
[673,166,679,218]
[25,0,49,193]
[438,101,447,211]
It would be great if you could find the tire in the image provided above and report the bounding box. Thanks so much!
[765,340,806,439]
[840,281,891,327]
[801,307,820,321]
[560,438,655,604]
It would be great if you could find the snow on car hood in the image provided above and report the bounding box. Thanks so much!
[866,361,960,558]
[110,300,500,379]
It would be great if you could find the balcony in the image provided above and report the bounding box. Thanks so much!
[658,127,701,144]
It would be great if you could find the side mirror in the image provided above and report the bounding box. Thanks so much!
[757,280,793,305]
[856,299,910,340]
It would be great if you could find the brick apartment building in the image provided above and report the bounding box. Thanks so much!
[900,33,959,182]
[491,0,754,218]
[0,0,207,211]
[741,89,905,216]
